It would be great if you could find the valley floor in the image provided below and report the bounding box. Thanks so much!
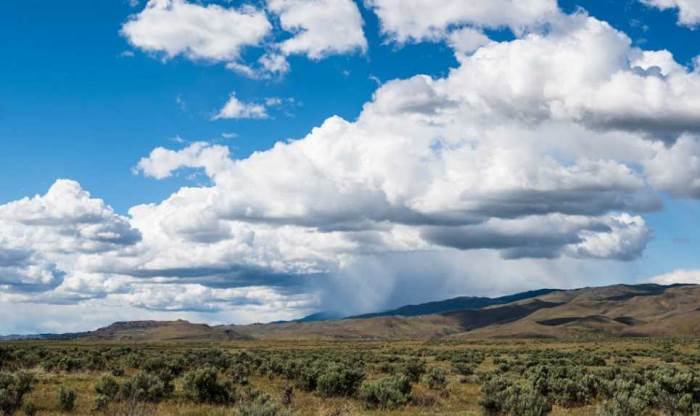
[1,338,699,415]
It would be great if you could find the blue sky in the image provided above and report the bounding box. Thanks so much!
[1,0,458,211]
[1,0,700,333]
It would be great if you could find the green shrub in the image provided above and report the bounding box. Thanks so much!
[424,367,447,390]
[399,360,426,383]
[316,365,364,397]
[648,367,700,415]
[123,353,143,369]
[94,375,120,410]
[480,374,550,416]
[503,384,551,416]
[142,357,183,381]
[480,374,511,414]
[42,356,80,373]
[120,372,170,403]
[527,365,598,406]
[182,367,234,404]
[598,386,648,416]
[57,387,76,412]
[453,361,474,376]
[359,375,412,409]
[296,362,322,391]
[0,372,34,416]
[95,375,119,400]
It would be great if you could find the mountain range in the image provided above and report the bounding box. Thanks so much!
[3,283,699,341]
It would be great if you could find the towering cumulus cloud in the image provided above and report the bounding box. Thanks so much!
[120,13,699,316]
[0,181,139,294]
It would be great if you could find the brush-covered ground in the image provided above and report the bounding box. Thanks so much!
[1,338,700,416]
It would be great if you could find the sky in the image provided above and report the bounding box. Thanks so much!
[1,0,700,334]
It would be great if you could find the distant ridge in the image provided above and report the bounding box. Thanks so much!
[0,333,86,341]
[296,311,345,322]
[5,284,700,341]
[85,320,250,341]
[347,288,558,320]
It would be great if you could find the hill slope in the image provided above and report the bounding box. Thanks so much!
[347,289,557,320]
[229,284,700,340]
[458,283,700,338]
[7,284,700,341]
[83,320,250,342]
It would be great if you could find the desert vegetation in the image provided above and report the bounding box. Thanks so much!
[1,338,700,415]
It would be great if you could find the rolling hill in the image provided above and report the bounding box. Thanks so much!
[5,283,700,341]
[83,320,250,342]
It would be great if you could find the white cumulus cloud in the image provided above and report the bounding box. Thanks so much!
[214,94,269,120]
[267,0,367,59]
[365,0,559,42]
[121,0,271,61]
[650,269,700,284]
[122,0,367,78]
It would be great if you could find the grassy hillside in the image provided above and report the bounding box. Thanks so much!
[230,283,700,341]
[84,320,250,342]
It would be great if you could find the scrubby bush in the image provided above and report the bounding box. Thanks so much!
[648,367,700,415]
[229,362,251,385]
[120,371,170,403]
[143,357,183,381]
[480,374,550,416]
[95,375,120,400]
[94,375,120,410]
[598,390,648,416]
[527,365,598,406]
[0,372,34,416]
[503,384,551,416]
[480,374,511,414]
[42,356,84,373]
[399,360,426,383]
[57,387,76,412]
[359,375,412,409]
[597,378,653,416]
[453,361,474,376]
[316,364,364,397]
[424,367,447,390]
[182,367,234,404]
[123,352,143,369]
[140,357,179,398]
[184,349,231,372]
[296,361,322,392]
[594,366,700,415]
